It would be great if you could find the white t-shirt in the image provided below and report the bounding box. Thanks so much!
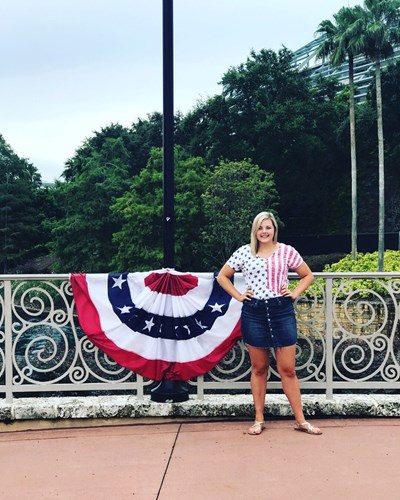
[226,243,303,300]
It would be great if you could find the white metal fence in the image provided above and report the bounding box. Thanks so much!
[0,273,399,403]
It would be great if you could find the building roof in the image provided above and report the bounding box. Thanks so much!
[293,36,400,102]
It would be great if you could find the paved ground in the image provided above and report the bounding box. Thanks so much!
[0,417,399,500]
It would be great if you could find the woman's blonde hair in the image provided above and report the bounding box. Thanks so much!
[250,211,278,256]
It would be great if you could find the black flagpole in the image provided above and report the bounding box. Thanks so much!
[151,0,188,403]
[162,0,174,269]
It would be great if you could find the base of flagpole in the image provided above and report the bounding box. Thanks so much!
[150,379,189,403]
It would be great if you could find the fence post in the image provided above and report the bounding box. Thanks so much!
[196,374,204,400]
[4,280,13,403]
[325,277,334,400]
[136,375,144,401]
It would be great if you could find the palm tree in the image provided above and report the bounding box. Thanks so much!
[316,6,364,261]
[353,0,400,270]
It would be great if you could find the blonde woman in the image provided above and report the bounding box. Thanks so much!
[217,211,322,436]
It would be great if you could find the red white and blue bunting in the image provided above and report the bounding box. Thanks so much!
[70,269,245,381]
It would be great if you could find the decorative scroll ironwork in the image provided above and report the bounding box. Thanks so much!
[0,273,399,401]
[0,281,5,382]
[7,279,137,390]
[332,277,400,383]
[203,339,251,384]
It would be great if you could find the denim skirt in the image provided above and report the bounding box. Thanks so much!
[240,296,297,349]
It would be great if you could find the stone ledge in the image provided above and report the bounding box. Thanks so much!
[0,394,399,421]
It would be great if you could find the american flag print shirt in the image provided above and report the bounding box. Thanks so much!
[226,243,303,300]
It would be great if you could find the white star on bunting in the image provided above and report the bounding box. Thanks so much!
[144,317,155,332]
[209,302,224,313]
[112,275,127,289]
[118,305,132,314]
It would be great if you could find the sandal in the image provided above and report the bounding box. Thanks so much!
[294,421,322,435]
[248,421,265,435]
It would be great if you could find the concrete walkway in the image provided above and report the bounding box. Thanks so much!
[0,417,399,499]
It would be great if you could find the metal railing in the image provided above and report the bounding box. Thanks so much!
[0,273,399,403]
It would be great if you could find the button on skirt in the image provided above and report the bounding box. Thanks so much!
[240,296,297,348]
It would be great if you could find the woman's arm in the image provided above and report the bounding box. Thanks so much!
[217,264,253,302]
[281,262,314,300]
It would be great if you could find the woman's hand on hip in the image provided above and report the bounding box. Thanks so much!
[281,287,296,300]
[238,288,254,302]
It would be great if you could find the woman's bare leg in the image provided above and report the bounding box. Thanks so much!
[275,345,305,423]
[247,345,269,422]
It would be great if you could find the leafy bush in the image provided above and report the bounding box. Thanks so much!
[323,250,400,273]
[297,251,400,300]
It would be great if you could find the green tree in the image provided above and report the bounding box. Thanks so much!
[111,148,207,272]
[62,123,133,181]
[49,137,132,272]
[62,114,164,183]
[176,95,234,166]
[0,135,45,272]
[201,159,280,269]
[354,0,400,270]
[354,61,400,235]
[377,61,400,230]
[316,5,365,260]
[179,48,348,236]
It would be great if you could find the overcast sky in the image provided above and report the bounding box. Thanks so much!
[0,0,361,182]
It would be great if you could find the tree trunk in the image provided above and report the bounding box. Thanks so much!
[375,62,385,271]
[349,56,357,260]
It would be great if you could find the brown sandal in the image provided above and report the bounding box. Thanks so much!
[294,421,322,435]
[248,421,265,435]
